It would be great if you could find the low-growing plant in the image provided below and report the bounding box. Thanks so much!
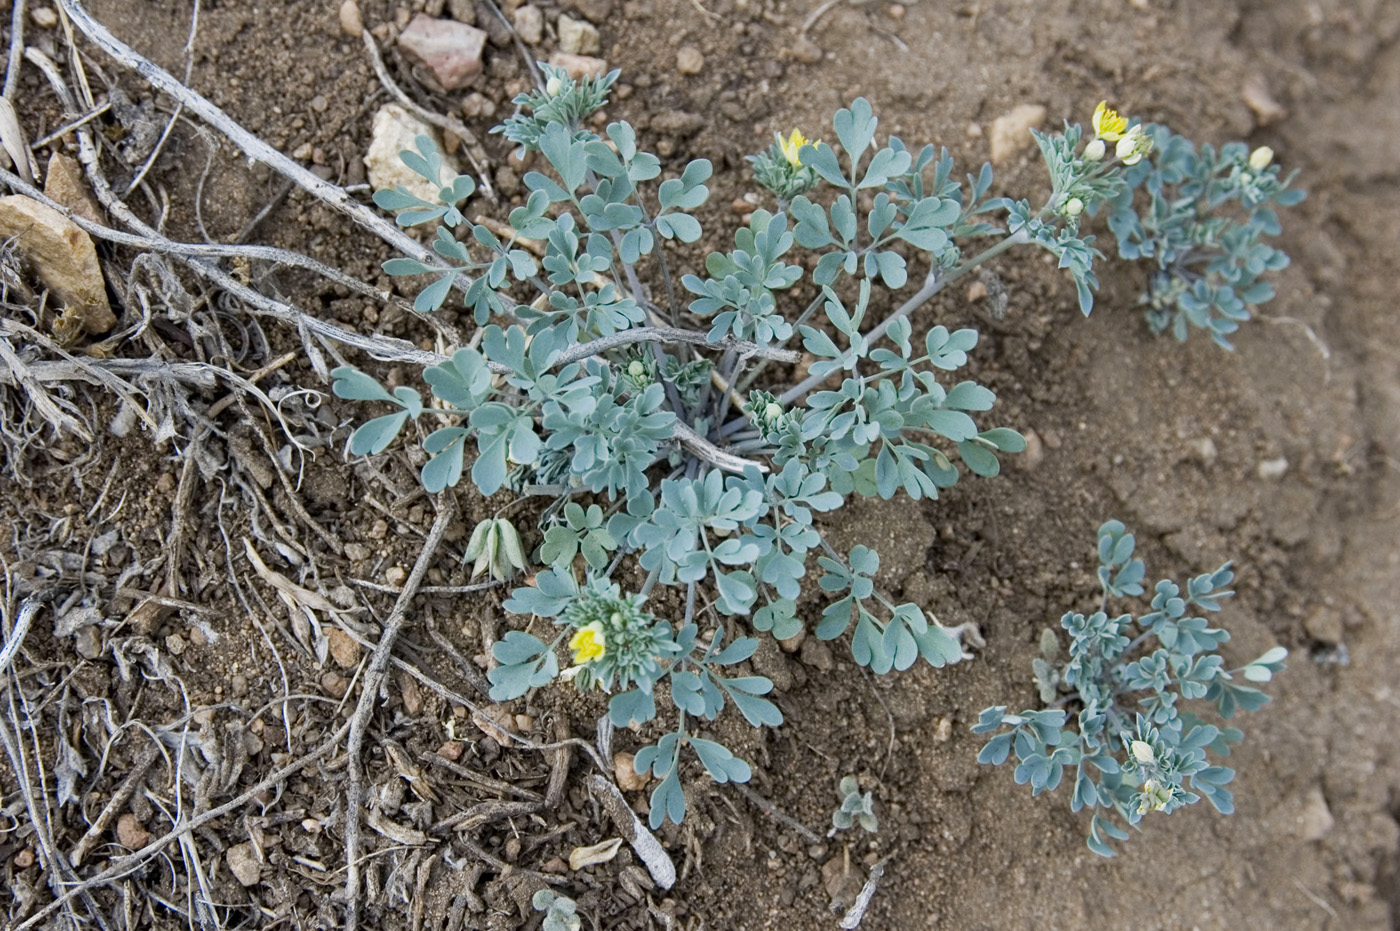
[331,64,1300,827]
[532,889,581,931]
[973,521,1287,856]
[831,775,878,834]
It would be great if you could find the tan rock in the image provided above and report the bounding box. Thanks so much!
[1297,786,1334,842]
[225,841,262,887]
[0,195,115,340]
[365,104,459,204]
[988,103,1046,164]
[116,813,149,850]
[326,627,361,668]
[614,751,647,791]
[1303,608,1342,645]
[472,703,516,743]
[43,153,102,225]
[549,51,608,80]
[557,14,600,56]
[338,0,363,36]
[676,45,704,75]
[512,5,543,45]
[1242,74,1286,127]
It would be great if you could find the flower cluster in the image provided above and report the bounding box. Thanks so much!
[559,580,679,692]
[748,128,821,201]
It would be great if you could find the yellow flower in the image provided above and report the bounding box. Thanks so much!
[1092,101,1129,142]
[569,621,607,664]
[1137,778,1172,815]
[777,129,815,167]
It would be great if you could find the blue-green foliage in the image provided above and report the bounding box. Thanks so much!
[334,73,1299,829]
[1109,128,1304,348]
[974,521,1287,856]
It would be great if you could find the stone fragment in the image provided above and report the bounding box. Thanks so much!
[226,841,262,887]
[1015,428,1044,471]
[790,36,822,64]
[614,751,647,791]
[32,7,59,27]
[989,104,1046,164]
[799,638,834,672]
[1297,786,1334,841]
[0,195,115,339]
[74,625,102,660]
[365,104,459,203]
[512,5,543,44]
[472,703,516,743]
[1187,437,1218,466]
[556,14,600,56]
[385,565,407,586]
[567,0,611,21]
[966,281,988,302]
[116,813,149,850]
[43,153,102,225]
[320,671,349,698]
[326,627,361,668]
[397,14,488,90]
[448,0,476,24]
[1242,74,1286,127]
[1303,608,1342,645]
[338,0,363,36]
[777,627,807,653]
[1257,456,1289,481]
[548,51,608,80]
[676,45,704,75]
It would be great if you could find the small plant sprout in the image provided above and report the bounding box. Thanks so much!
[974,521,1288,856]
[532,889,581,931]
[333,71,1301,827]
[831,775,878,834]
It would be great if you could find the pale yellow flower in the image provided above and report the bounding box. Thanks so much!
[1083,138,1106,161]
[1248,146,1274,171]
[777,129,816,167]
[1063,197,1084,217]
[1092,101,1129,142]
[1136,778,1172,815]
[569,621,607,664]
[1115,126,1154,166]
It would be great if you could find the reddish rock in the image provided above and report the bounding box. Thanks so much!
[397,14,487,90]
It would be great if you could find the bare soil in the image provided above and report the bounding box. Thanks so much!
[2,0,1398,929]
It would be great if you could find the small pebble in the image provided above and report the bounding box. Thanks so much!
[13,847,34,868]
[790,36,822,63]
[345,542,372,561]
[886,2,905,18]
[799,638,834,672]
[73,625,102,660]
[777,627,806,653]
[369,519,389,540]
[385,565,408,586]
[230,674,249,697]
[557,14,600,56]
[1303,609,1342,645]
[1257,456,1289,481]
[193,707,216,726]
[321,671,350,698]
[614,751,647,791]
[676,45,704,75]
[155,472,176,494]
[513,5,543,44]
[448,0,477,24]
[988,103,1046,164]
[31,7,59,27]
[548,51,608,80]
[1188,437,1218,466]
[933,716,953,743]
[462,91,496,118]
[1016,428,1044,471]
[188,626,207,648]
[514,713,535,732]
[966,281,989,302]
[436,740,465,761]
[225,841,262,887]
[326,627,361,668]
[117,813,150,850]
[338,0,364,36]
[165,633,186,656]
[310,95,328,113]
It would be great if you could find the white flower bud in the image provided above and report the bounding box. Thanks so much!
[1083,138,1106,162]
[546,75,564,96]
[764,402,784,421]
[1248,146,1274,171]
[1064,197,1084,217]
[1130,739,1155,764]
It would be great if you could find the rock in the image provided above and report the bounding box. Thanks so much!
[437,739,464,760]
[799,638,834,672]
[165,633,186,656]
[397,14,488,90]
[649,110,705,137]
[31,7,58,27]
[320,671,349,698]
[0,195,115,340]
[790,36,823,64]
[966,281,988,302]
[556,15,600,56]
[385,565,407,587]
[365,104,459,204]
[344,542,372,562]
[1015,428,1044,471]
[778,627,807,653]
[13,847,34,868]
[614,751,647,791]
[74,625,102,660]
[548,51,608,80]
[1297,786,1334,841]
[1241,74,1286,127]
[1187,437,1218,466]
[676,45,704,75]
[1257,456,1289,481]
[932,716,953,743]
[472,703,516,743]
[989,104,1046,164]
[116,813,149,849]
[338,0,363,36]
[567,0,611,21]
[43,153,102,225]
[226,841,262,887]
[462,92,496,118]
[448,0,477,24]
[1303,608,1342,645]
[326,627,361,668]
[512,5,543,44]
